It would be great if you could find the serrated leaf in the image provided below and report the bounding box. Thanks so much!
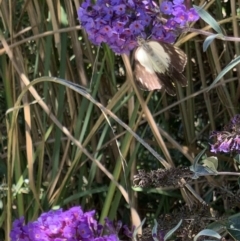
[193,5,223,34]
[203,34,222,52]
[164,219,182,241]
[208,55,240,91]
[193,229,221,241]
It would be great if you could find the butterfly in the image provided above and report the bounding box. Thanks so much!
[133,38,187,96]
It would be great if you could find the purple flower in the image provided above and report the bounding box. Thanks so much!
[10,217,28,241]
[111,0,122,5]
[160,1,173,15]
[10,206,133,241]
[210,115,240,153]
[151,24,164,38]
[138,13,152,26]
[123,224,135,238]
[165,19,178,30]
[95,234,118,241]
[28,222,50,241]
[113,21,125,32]
[99,25,114,38]
[231,115,240,125]
[101,7,114,20]
[78,223,93,238]
[173,0,184,4]
[103,218,115,234]
[218,138,233,153]
[62,225,76,238]
[232,135,240,150]
[78,0,199,54]
[152,230,165,241]
[173,4,186,15]
[113,4,126,15]
[187,8,200,21]
[129,20,144,34]
[10,207,92,241]
[163,31,177,43]
[174,11,188,26]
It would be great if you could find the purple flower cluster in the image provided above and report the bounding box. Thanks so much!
[78,0,199,54]
[210,115,240,153]
[10,206,132,241]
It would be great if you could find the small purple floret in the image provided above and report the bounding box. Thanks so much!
[210,115,240,153]
[160,1,173,15]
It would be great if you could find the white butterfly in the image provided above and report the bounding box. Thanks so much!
[133,38,187,95]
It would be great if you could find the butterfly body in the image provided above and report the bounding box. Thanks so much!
[133,38,187,95]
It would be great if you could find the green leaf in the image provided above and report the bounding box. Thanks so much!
[207,220,226,233]
[164,219,182,241]
[234,154,240,164]
[190,148,207,178]
[152,219,159,241]
[226,213,240,240]
[227,228,240,241]
[203,34,222,52]
[208,55,240,91]
[193,229,221,241]
[228,218,240,229]
[192,148,207,171]
[193,5,223,34]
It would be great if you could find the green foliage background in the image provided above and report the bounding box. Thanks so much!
[0,0,240,240]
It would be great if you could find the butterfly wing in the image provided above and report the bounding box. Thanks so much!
[133,46,176,95]
[134,60,162,90]
[155,41,187,87]
[133,40,187,95]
